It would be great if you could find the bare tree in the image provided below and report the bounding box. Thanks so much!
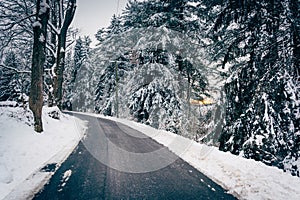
[1,0,77,110]
[1,0,77,132]
[29,0,50,132]
[0,0,34,66]
[50,0,77,109]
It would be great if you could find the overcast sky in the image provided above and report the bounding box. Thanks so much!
[72,0,128,45]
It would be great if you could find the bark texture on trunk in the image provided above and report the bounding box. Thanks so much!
[29,0,50,133]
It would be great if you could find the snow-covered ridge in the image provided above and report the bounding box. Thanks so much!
[0,105,86,199]
[75,112,300,200]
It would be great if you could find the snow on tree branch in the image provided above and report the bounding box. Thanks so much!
[39,0,50,15]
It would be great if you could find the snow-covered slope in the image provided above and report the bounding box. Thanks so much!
[0,103,85,199]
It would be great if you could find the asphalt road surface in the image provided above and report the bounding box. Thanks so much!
[33,113,237,200]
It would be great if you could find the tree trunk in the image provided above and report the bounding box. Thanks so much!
[47,0,59,107]
[54,36,65,109]
[53,0,76,109]
[289,0,300,80]
[29,0,50,133]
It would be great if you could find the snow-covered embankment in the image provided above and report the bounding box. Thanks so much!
[0,104,86,199]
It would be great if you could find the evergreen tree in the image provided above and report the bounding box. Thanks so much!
[73,36,91,82]
[90,0,217,137]
[95,28,107,43]
[213,0,300,177]
[123,0,200,32]
[70,36,94,112]
[0,52,22,101]
[63,36,92,110]
[95,15,123,44]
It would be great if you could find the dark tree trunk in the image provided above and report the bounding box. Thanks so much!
[47,0,59,107]
[289,0,300,80]
[53,36,65,109]
[53,0,76,109]
[29,0,50,132]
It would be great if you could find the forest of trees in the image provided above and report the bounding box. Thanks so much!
[0,0,299,177]
[212,0,299,177]
[0,0,77,132]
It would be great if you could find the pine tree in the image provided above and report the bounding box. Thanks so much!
[0,52,22,101]
[73,36,91,82]
[123,0,200,32]
[63,36,92,111]
[91,0,216,137]
[213,0,300,177]
[95,15,123,44]
[70,36,95,112]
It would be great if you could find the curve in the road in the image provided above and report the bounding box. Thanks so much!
[33,114,237,200]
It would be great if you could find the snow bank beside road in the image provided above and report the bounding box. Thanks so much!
[99,114,300,200]
[0,105,85,199]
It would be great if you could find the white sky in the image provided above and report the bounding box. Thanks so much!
[72,0,129,45]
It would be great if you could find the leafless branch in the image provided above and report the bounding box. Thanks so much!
[0,64,31,74]
[1,13,35,31]
[48,21,60,35]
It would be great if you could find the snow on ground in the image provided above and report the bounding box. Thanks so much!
[85,113,300,200]
[1,106,299,200]
[0,103,86,200]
